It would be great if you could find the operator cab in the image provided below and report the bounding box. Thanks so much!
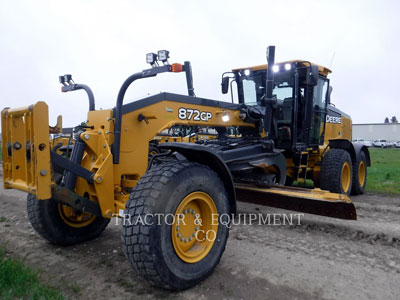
[223,60,331,150]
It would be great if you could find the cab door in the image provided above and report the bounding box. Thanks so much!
[308,78,329,146]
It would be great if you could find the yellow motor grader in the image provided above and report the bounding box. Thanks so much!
[1,47,369,290]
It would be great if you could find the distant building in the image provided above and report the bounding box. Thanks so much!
[352,123,400,142]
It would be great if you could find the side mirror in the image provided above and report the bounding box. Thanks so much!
[221,76,229,94]
[326,86,333,104]
[306,65,319,86]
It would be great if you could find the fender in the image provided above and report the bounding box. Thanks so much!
[328,139,371,166]
[159,142,237,214]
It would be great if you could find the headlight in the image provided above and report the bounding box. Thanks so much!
[222,113,230,122]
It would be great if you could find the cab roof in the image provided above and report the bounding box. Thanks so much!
[233,60,332,77]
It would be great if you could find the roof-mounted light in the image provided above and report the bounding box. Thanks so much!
[284,63,292,71]
[272,65,279,73]
[244,69,251,76]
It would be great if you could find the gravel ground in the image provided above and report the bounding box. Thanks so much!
[0,179,399,300]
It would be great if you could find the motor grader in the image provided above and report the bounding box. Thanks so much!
[1,46,369,290]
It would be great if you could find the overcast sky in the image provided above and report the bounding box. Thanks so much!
[1,0,399,126]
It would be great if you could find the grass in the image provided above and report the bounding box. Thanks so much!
[0,245,64,300]
[366,148,400,194]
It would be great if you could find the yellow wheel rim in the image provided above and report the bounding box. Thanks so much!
[171,192,218,264]
[58,203,96,228]
[358,161,366,186]
[341,161,351,193]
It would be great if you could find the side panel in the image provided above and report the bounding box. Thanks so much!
[325,115,352,142]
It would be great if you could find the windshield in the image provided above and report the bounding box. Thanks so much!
[241,71,294,105]
[242,74,264,105]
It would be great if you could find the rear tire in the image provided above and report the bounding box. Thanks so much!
[27,195,110,246]
[122,161,230,290]
[351,151,367,195]
[320,149,353,195]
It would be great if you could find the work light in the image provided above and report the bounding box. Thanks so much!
[272,65,279,73]
[157,50,169,62]
[284,63,292,71]
[146,53,157,65]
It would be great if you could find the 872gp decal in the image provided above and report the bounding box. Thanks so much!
[178,108,212,121]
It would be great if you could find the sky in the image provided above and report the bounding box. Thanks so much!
[0,0,399,126]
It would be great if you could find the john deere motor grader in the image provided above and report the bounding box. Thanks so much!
[1,46,369,290]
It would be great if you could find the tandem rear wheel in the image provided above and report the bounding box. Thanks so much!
[320,149,353,195]
[351,150,368,195]
[122,161,230,290]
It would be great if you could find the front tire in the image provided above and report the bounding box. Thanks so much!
[320,149,353,195]
[122,161,230,290]
[27,195,110,246]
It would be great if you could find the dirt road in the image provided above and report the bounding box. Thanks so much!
[0,181,399,300]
